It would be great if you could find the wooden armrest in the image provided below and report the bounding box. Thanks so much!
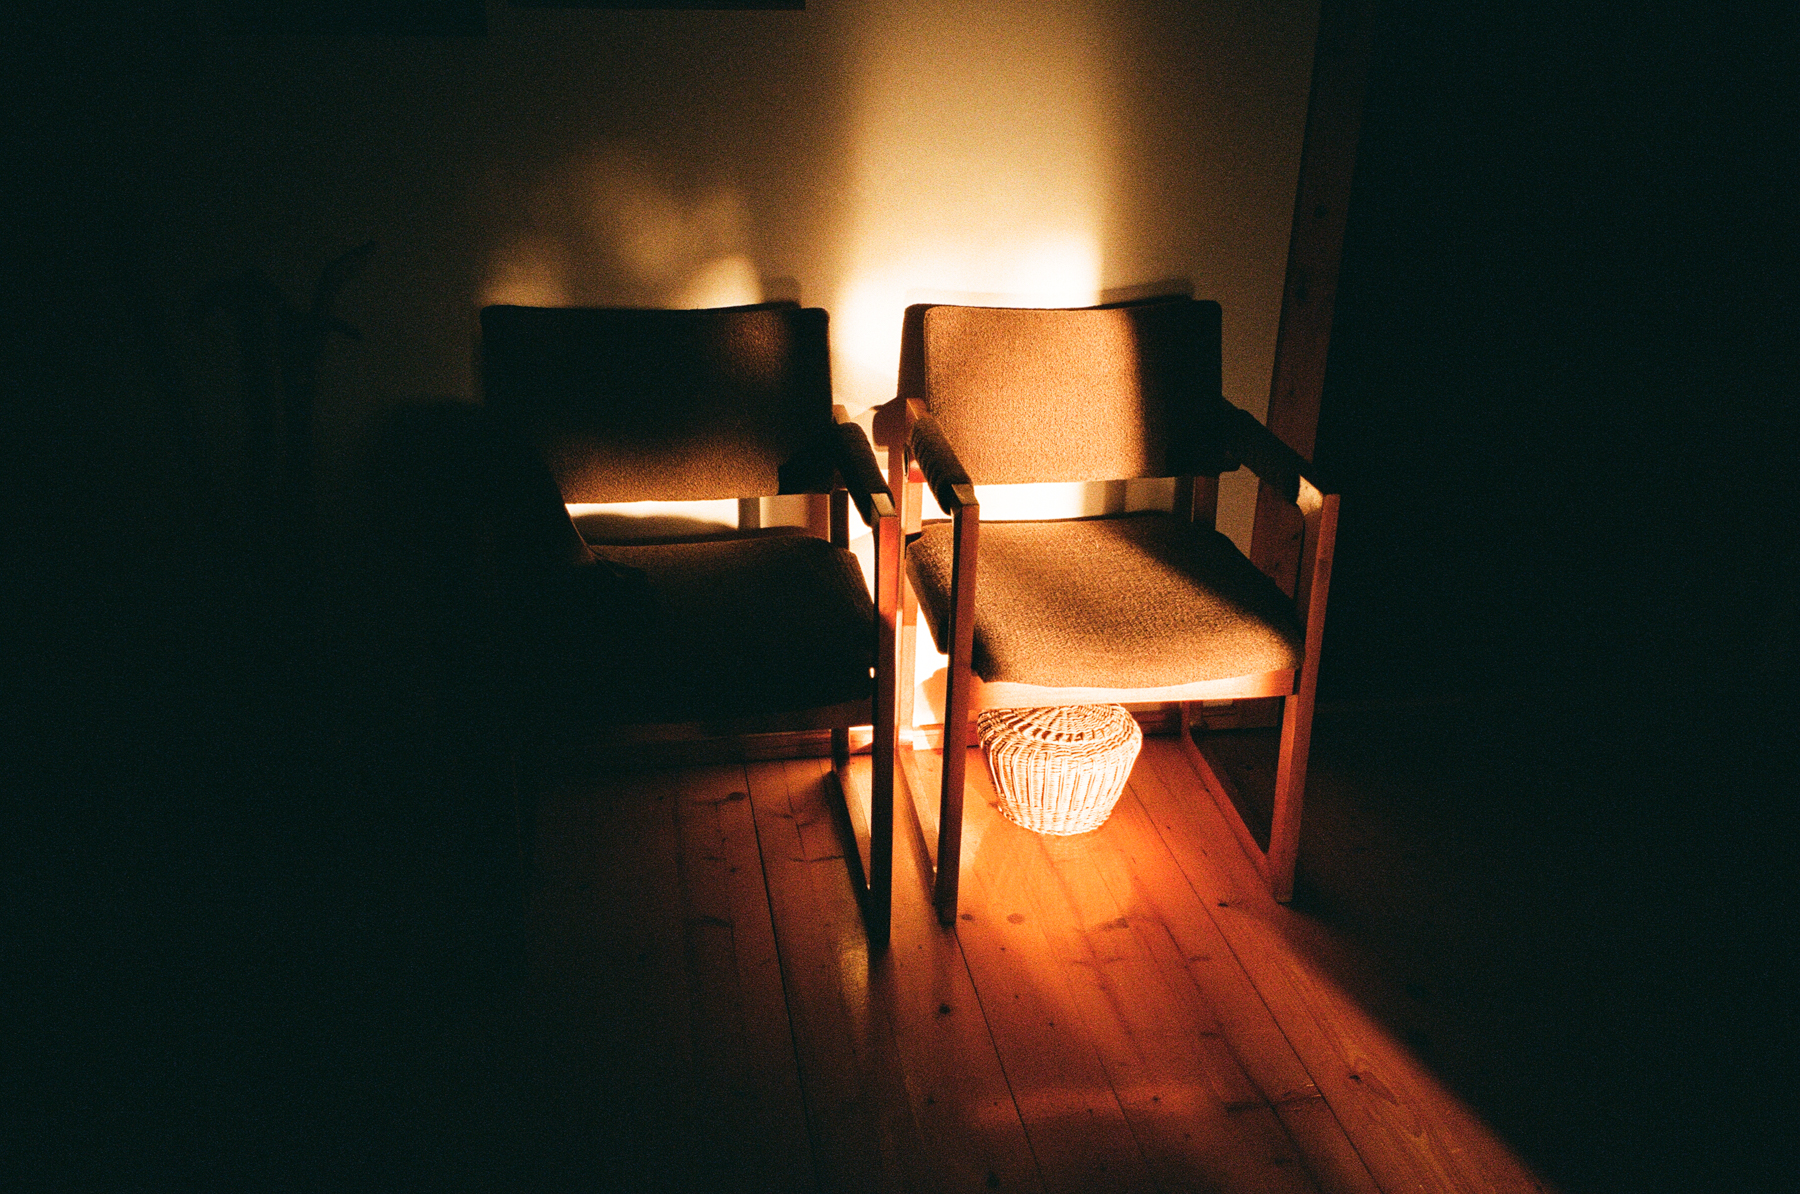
[1212,401,1335,504]
[870,396,909,450]
[906,400,978,513]
[830,414,897,527]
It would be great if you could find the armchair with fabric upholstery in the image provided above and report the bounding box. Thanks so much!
[874,298,1338,921]
[480,301,900,943]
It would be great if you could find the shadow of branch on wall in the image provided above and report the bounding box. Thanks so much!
[190,242,374,577]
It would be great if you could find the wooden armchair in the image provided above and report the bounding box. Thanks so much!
[480,301,901,943]
[874,298,1338,921]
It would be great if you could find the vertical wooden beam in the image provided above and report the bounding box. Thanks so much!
[1252,0,1373,581]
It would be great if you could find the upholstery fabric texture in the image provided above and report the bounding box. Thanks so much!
[898,299,1224,485]
[832,419,890,524]
[542,534,875,725]
[909,413,972,509]
[480,303,834,503]
[906,512,1302,689]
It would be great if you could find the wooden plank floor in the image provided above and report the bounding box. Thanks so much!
[512,734,1554,1193]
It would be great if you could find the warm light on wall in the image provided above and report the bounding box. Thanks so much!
[671,253,762,309]
[468,0,1317,566]
[833,237,1104,418]
[831,0,1113,414]
[483,234,572,307]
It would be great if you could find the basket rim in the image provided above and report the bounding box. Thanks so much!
[977,703,1139,748]
[980,704,1144,836]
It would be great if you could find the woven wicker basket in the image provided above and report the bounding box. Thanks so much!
[976,704,1143,835]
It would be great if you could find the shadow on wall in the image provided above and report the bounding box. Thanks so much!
[15,0,1319,585]
[481,152,773,310]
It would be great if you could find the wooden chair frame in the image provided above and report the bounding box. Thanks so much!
[484,295,903,944]
[824,407,901,946]
[562,406,899,944]
[878,395,1338,921]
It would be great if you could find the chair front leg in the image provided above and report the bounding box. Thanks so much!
[831,484,854,772]
[1269,688,1315,903]
[867,497,901,946]
[1269,483,1337,902]
[934,497,979,924]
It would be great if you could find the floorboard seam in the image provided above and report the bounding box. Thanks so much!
[743,759,826,1194]
[950,908,1051,1192]
[1149,739,1392,1194]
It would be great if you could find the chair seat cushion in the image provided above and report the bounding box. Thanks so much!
[544,533,875,726]
[907,512,1302,689]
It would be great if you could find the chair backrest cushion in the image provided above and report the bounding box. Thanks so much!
[481,302,833,503]
[897,298,1224,484]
